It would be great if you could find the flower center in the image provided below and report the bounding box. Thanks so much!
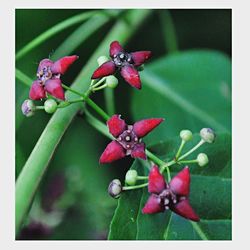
[37,66,53,83]
[112,52,133,67]
[117,125,140,152]
[158,187,178,210]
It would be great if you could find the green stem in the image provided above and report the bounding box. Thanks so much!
[104,88,116,115]
[137,176,148,180]
[190,222,208,240]
[178,159,198,164]
[145,149,165,166]
[122,182,148,191]
[16,11,98,60]
[35,106,44,110]
[175,140,185,160]
[92,83,107,91]
[16,9,151,236]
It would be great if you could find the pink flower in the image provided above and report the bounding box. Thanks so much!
[142,165,200,222]
[99,115,164,164]
[91,41,152,89]
[29,56,79,100]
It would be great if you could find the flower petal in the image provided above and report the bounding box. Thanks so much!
[99,141,126,164]
[37,59,53,72]
[44,79,65,100]
[170,166,190,196]
[171,198,200,222]
[109,41,124,57]
[29,80,46,100]
[120,65,141,89]
[131,143,146,160]
[91,61,116,79]
[107,114,127,137]
[148,165,166,194]
[142,194,164,214]
[131,51,152,67]
[51,55,79,74]
[133,118,164,138]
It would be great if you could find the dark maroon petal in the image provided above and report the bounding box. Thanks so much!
[171,198,200,222]
[170,166,190,196]
[37,59,53,72]
[120,65,141,89]
[148,165,166,194]
[107,114,127,137]
[91,61,116,79]
[44,79,65,100]
[99,141,126,164]
[133,118,164,138]
[51,55,78,74]
[131,51,152,67]
[142,194,164,214]
[109,41,124,57]
[131,143,146,160]
[29,80,46,100]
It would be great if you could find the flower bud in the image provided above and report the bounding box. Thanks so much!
[97,55,109,66]
[106,75,118,89]
[125,170,138,186]
[108,179,122,199]
[44,99,58,114]
[21,99,36,117]
[180,130,193,141]
[197,153,209,167]
[200,128,216,143]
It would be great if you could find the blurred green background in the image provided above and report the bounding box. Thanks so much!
[16,9,231,240]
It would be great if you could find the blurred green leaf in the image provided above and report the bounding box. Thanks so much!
[108,133,231,240]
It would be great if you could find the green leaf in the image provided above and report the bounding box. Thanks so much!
[108,133,231,240]
[131,50,231,143]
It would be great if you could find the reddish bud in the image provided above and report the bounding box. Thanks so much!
[131,51,152,67]
[91,61,116,79]
[107,114,127,138]
[148,165,166,194]
[110,41,124,57]
[51,55,79,74]
[29,80,46,100]
[44,79,65,100]
[120,65,141,89]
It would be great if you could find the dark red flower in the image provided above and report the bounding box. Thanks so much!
[29,56,79,100]
[91,41,152,89]
[142,165,200,222]
[99,115,164,164]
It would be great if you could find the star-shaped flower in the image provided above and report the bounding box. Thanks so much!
[91,41,152,89]
[29,55,79,100]
[142,165,200,222]
[99,114,164,164]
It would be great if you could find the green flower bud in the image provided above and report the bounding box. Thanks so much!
[108,179,122,199]
[106,75,119,89]
[44,99,58,114]
[97,55,109,66]
[200,128,216,143]
[21,99,36,117]
[125,170,138,186]
[197,153,209,167]
[180,130,193,141]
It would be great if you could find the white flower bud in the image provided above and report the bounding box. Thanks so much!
[180,130,193,141]
[125,170,138,186]
[106,75,118,89]
[44,99,57,114]
[97,56,109,66]
[200,128,216,143]
[21,99,36,117]
[108,179,122,199]
[197,153,209,167]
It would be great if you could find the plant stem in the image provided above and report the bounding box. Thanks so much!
[122,182,148,191]
[137,176,148,180]
[178,159,198,164]
[35,106,44,110]
[175,140,185,160]
[104,88,116,116]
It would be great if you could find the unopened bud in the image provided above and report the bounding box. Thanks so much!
[197,153,209,167]
[200,128,216,143]
[97,56,109,66]
[180,130,193,142]
[21,99,36,117]
[106,75,118,89]
[125,170,138,186]
[108,179,122,199]
[44,99,57,114]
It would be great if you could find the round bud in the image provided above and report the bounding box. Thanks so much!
[180,130,193,141]
[200,128,216,143]
[125,170,138,186]
[108,179,122,199]
[137,64,144,72]
[44,99,58,114]
[197,153,209,167]
[106,75,119,89]
[21,99,36,117]
[97,55,109,66]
